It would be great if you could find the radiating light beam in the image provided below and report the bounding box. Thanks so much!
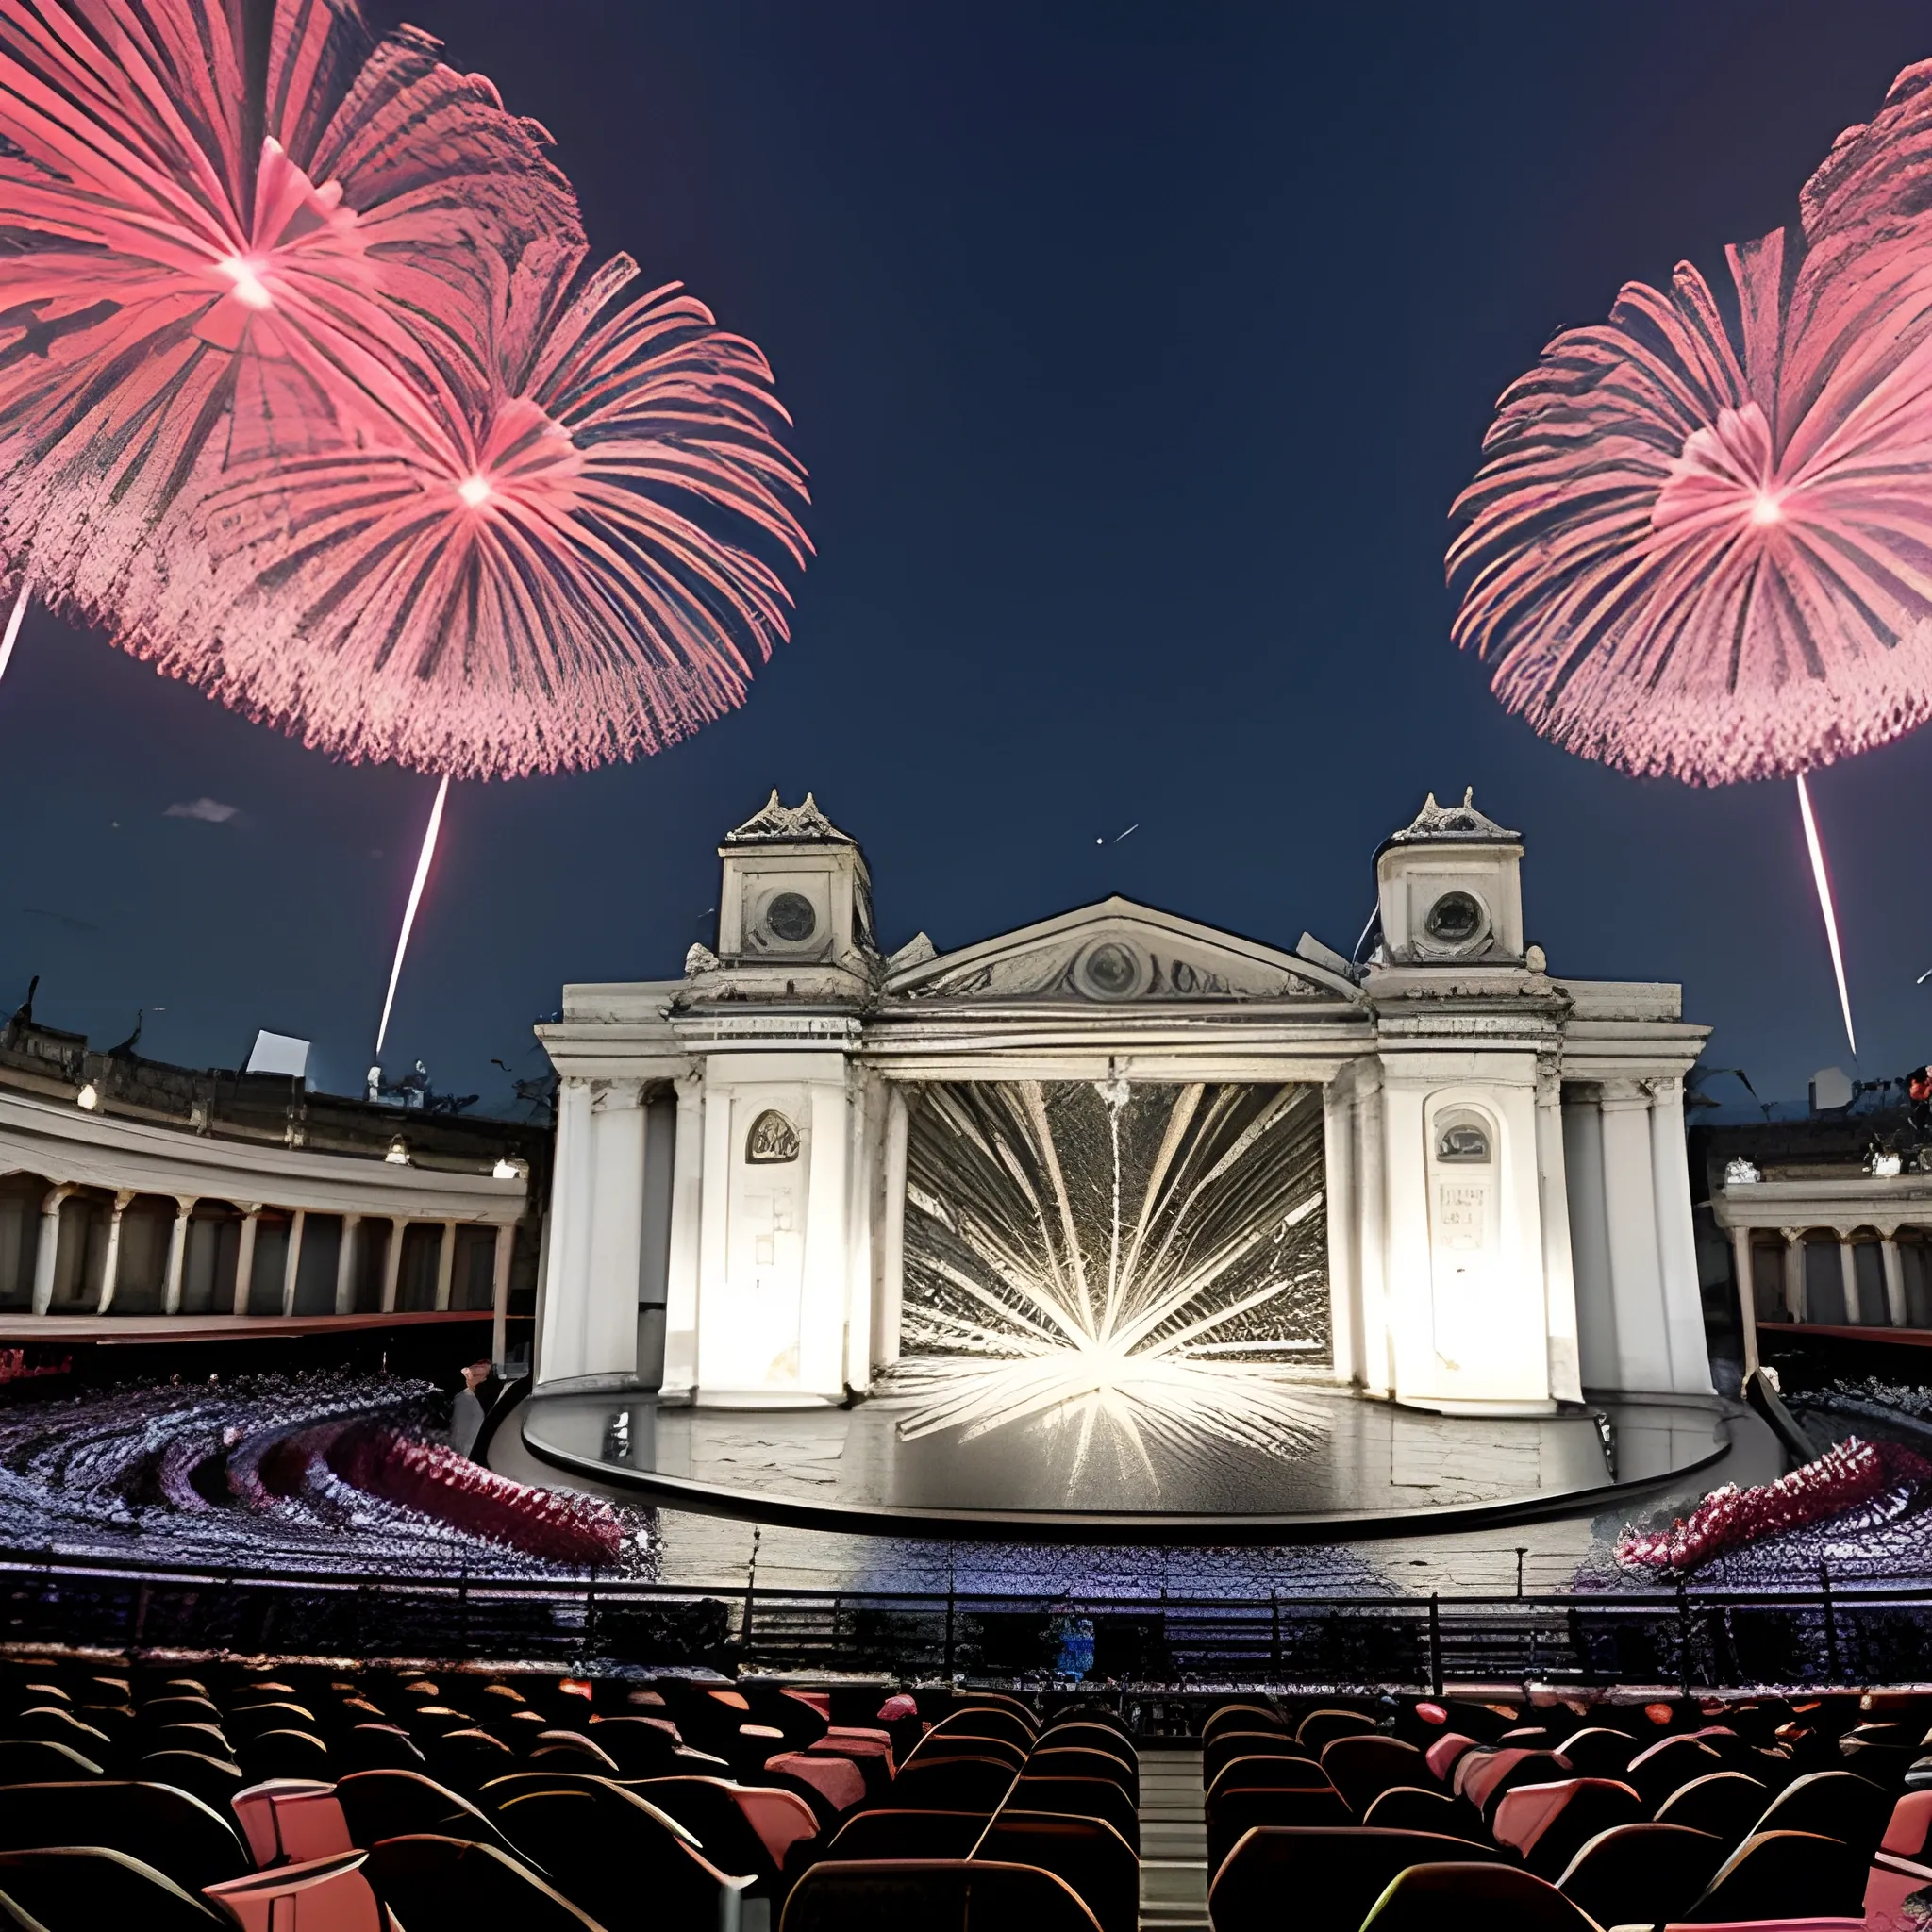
[1797,773,1857,1058]
[0,578,31,683]
[374,774,450,1061]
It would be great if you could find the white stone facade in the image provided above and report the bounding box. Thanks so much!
[535,791,1715,1408]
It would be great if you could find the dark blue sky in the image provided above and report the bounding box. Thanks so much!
[4,1,1931,1106]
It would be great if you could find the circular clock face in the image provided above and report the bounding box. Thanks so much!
[765,891,818,942]
[1424,890,1485,946]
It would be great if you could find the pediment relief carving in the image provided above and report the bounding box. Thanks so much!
[893,919,1341,1005]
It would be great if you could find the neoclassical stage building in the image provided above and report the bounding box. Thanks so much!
[532,789,1715,1442]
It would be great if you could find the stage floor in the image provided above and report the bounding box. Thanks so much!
[520,1383,1734,1543]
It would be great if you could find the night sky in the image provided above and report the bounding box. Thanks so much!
[4,1,1932,1108]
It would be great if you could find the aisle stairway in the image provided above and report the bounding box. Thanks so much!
[1138,1743,1209,1929]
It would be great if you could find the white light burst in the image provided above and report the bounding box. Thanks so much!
[888,1075,1331,1480]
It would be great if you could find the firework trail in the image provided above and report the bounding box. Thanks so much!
[1449,58,1932,1052]
[375,773,448,1061]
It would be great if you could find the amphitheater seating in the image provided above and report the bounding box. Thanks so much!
[1,1657,1928,1930]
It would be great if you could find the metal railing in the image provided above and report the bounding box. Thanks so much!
[3,1546,1928,1692]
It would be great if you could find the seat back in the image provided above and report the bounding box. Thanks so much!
[1469,1749,1574,1820]
[1752,1769,1890,1859]
[822,1810,987,1861]
[929,1707,1035,1754]
[780,1858,1100,1932]
[1296,1709,1379,1755]
[0,1845,222,1931]
[1655,1771,1768,1841]
[1359,1787,1483,1840]
[1035,1724,1137,1769]
[1004,1775,1139,1851]
[1687,1828,1869,1922]
[1203,1731,1309,1788]
[580,1716,680,1777]
[1424,1732,1477,1783]
[1321,1736,1427,1814]
[491,1787,756,1923]
[1206,1785,1351,1876]
[233,1780,354,1868]
[731,1784,820,1867]
[1203,1704,1286,1746]
[1024,1747,1136,1800]
[1626,1734,1724,1807]
[0,1779,248,1890]
[1360,1861,1600,1930]
[888,1757,1017,1812]
[361,1833,619,1932]
[1554,1727,1635,1778]
[335,1769,515,1856]
[142,1747,245,1808]
[204,1849,381,1932]
[975,1814,1136,1932]
[1208,1826,1502,1932]
[1552,1822,1727,1930]
[623,1775,780,1883]
[0,1739,101,1784]
[1206,1754,1332,1803]
[1491,1778,1642,1879]
[903,1731,1027,1774]
[1883,1787,1932,1859]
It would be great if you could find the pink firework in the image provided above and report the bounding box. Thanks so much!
[180,239,811,779]
[1449,59,1932,786]
[0,0,577,636]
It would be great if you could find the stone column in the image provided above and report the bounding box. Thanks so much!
[1648,1076,1713,1393]
[162,1198,193,1316]
[31,1184,74,1316]
[875,1084,911,1371]
[537,1076,595,1384]
[94,1190,134,1314]
[1321,1075,1358,1388]
[280,1208,307,1317]
[1562,1087,1616,1390]
[1535,1061,1582,1403]
[1780,1228,1807,1323]
[1882,1231,1908,1329]
[491,1223,515,1367]
[1599,1080,1669,1391]
[334,1214,362,1315]
[380,1217,405,1313]
[1838,1230,1861,1327]
[1356,1067,1391,1397]
[231,1207,262,1315]
[433,1220,458,1312]
[1728,1225,1760,1377]
[659,1074,704,1397]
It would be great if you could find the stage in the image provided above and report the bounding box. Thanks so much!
[519,1384,1736,1543]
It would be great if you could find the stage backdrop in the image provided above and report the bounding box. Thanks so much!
[901,1079,1329,1371]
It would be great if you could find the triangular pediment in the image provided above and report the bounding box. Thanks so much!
[884,897,1357,1005]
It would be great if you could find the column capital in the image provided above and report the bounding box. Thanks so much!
[1598,1078,1651,1110]
[1780,1226,1808,1246]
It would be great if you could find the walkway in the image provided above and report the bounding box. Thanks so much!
[1139,1743,1208,1930]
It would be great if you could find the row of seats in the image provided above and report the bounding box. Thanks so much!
[7,1654,1932,1929]
[0,1655,1143,1929]
[1195,1690,1930,1930]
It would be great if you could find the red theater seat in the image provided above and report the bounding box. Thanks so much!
[1208,1826,1504,1932]
[1357,1860,1600,1930]
[1555,1822,1726,1930]
[765,1750,867,1814]
[0,1846,223,1932]
[1679,1830,1869,1923]
[1004,1774,1140,1852]
[1320,1736,1427,1815]
[779,1857,1101,1931]
[974,1813,1137,1932]
[1424,1731,1477,1783]
[232,1780,353,1868]
[1655,1771,1770,1842]
[204,1849,381,1932]
[1751,1769,1890,1859]
[1359,1786,1484,1840]
[1296,1709,1379,1755]
[819,1810,988,1861]
[1491,1777,1643,1878]
[362,1833,623,1932]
